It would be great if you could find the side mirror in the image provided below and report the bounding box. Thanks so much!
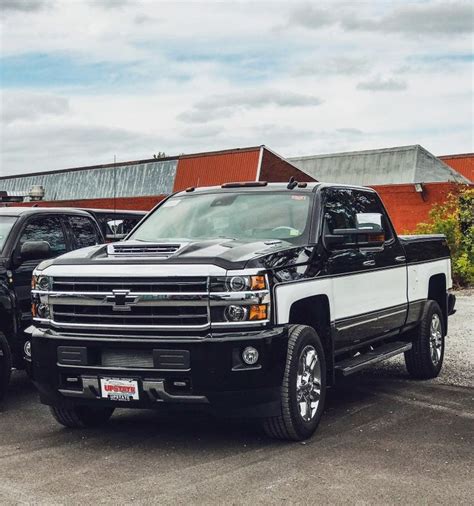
[325,228,385,249]
[20,241,52,261]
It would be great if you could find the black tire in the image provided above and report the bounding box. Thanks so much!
[405,300,445,379]
[50,405,115,428]
[0,332,12,401]
[262,325,327,441]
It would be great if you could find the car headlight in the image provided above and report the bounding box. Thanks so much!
[210,274,270,325]
[32,275,52,291]
[210,275,267,292]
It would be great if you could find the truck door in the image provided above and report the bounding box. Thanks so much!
[13,215,68,327]
[322,188,408,347]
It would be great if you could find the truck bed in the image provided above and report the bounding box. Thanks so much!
[398,234,450,263]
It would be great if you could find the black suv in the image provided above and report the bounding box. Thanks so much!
[0,207,104,399]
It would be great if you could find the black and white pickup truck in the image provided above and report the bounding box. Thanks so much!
[29,182,456,440]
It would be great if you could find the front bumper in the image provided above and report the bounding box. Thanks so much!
[30,326,289,418]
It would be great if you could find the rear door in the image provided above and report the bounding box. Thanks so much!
[322,187,407,347]
[65,215,102,250]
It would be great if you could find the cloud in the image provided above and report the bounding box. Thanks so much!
[178,90,323,123]
[344,2,474,35]
[2,93,70,124]
[357,76,407,91]
[1,0,50,12]
[288,2,474,35]
[295,57,369,76]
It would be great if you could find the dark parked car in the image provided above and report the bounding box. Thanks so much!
[0,207,104,396]
[82,209,146,241]
[29,182,456,439]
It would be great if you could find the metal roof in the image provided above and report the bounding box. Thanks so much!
[0,160,178,201]
[289,145,470,185]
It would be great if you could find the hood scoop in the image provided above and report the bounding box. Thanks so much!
[107,241,182,258]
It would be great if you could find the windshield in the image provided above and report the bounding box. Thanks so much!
[0,216,17,253]
[130,192,312,243]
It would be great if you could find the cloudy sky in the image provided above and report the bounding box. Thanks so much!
[0,0,473,176]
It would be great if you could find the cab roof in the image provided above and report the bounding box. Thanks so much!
[0,207,95,217]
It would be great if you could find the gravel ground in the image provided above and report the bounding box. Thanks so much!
[0,290,472,505]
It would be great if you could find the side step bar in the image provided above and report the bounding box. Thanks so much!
[335,341,412,376]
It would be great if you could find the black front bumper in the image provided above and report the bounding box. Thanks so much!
[31,326,289,418]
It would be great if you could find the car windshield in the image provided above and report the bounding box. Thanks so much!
[130,192,312,243]
[0,216,18,253]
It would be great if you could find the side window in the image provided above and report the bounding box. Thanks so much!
[68,216,101,249]
[19,216,67,256]
[323,188,393,241]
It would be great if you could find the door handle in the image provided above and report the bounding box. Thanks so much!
[395,256,406,263]
[363,260,376,267]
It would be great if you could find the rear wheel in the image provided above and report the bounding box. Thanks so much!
[262,325,326,441]
[405,300,445,379]
[0,332,12,401]
[50,405,115,428]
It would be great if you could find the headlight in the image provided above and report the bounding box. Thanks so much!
[32,275,51,291]
[210,273,270,325]
[211,275,267,292]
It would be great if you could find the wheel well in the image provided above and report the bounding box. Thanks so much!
[288,295,334,382]
[428,274,447,334]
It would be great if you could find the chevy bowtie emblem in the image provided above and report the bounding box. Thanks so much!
[106,289,139,312]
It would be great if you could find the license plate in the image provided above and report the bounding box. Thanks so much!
[100,378,139,402]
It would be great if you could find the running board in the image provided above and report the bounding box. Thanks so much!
[335,341,412,376]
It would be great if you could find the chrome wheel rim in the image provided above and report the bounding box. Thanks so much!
[296,345,321,422]
[429,313,443,365]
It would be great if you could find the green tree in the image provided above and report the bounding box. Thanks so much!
[412,186,473,287]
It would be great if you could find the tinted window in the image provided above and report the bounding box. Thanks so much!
[323,188,393,240]
[0,216,17,253]
[19,216,67,256]
[68,216,100,249]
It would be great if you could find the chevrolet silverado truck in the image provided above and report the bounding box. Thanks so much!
[29,182,456,439]
[0,207,104,399]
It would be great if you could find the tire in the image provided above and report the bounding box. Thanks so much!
[404,300,445,379]
[50,405,115,428]
[262,325,327,441]
[0,332,12,401]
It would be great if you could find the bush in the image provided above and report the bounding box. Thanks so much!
[412,186,474,287]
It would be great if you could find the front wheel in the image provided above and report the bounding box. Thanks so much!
[50,405,115,428]
[405,300,445,379]
[0,332,12,401]
[263,325,326,441]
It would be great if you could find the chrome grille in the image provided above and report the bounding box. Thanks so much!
[46,276,210,336]
[52,304,208,326]
[52,277,208,293]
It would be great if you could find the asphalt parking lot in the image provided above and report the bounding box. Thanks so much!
[1,292,472,505]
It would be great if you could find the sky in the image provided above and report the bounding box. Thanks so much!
[0,0,473,176]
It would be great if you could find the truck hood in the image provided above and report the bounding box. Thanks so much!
[37,238,315,272]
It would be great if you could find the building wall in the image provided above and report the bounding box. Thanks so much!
[13,195,166,212]
[372,182,465,232]
[259,149,316,182]
[172,148,260,192]
[439,154,473,182]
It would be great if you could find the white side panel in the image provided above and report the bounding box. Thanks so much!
[332,266,407,320]
[275,266,407,324]
[407,258,451,301]
[275,278,334,324]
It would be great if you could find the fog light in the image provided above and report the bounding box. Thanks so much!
[24,341,32,358]
[225,305,248,322]
[242,346,259,365]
